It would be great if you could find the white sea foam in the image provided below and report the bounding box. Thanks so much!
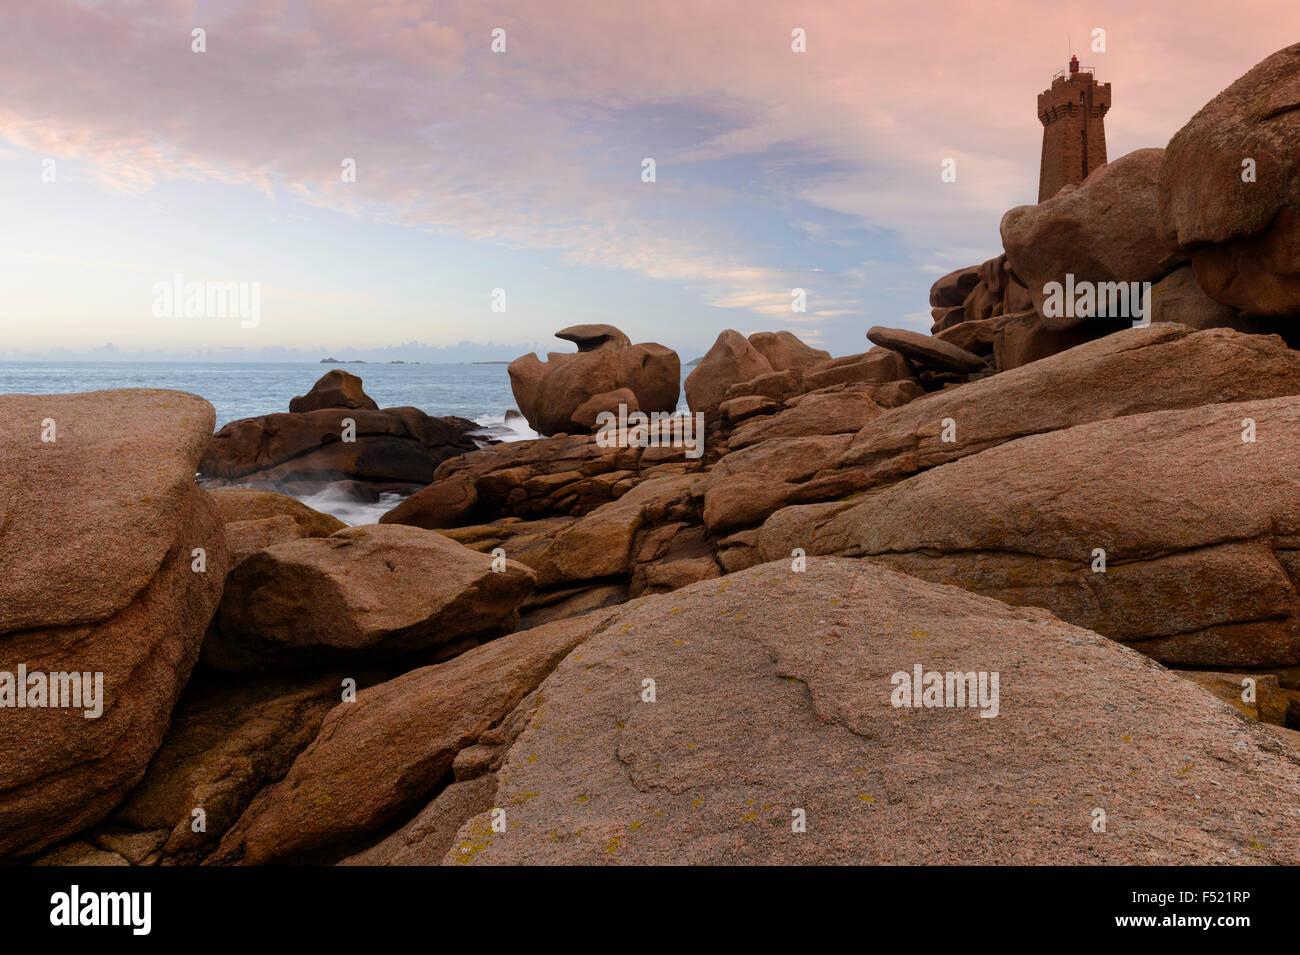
[296,489,408,527]
[470,411,538,443]
[296,411,537,525]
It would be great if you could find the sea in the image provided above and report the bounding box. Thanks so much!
[0,360,689,524]
[0,360,529,433]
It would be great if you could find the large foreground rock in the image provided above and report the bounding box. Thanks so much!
[0,390,228,859]
[443,559,1300,864]
[100,669,380,864]
[206,524,535,671]
[1002,148,1174,329]
[1159,43,1300,317]
[706,324,1300,540]
[807,394,1300,667]
[210,611,613,863]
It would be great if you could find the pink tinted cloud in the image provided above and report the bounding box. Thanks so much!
[1,0,1297,303]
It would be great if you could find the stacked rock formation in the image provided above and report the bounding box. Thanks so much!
[508,324,680,436]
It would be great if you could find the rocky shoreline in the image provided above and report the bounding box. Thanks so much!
[6,43,1300,866]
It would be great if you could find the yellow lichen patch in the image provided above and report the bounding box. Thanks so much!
[526,753,539,763]
[1122,735,1132,742]
[909,628,928,640]
[453,838,493,864]
[742,812,757,822]
[691,798,703,808]
[1176,764,1193,777]
[669,608,682,615]
[453,817,497,865]
[511,790,540,806]
[605,837,622,854]
[859,794,876,803]
[577,794,589,803]
[629,821,642,831]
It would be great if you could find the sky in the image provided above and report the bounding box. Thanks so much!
[1,0,1297,362]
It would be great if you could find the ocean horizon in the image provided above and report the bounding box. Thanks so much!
[0,359,694,431]
[0,360,527,431]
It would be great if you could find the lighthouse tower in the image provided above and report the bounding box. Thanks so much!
[1037,55,1110,202]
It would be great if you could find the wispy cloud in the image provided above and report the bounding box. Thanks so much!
[0,0,1296,354]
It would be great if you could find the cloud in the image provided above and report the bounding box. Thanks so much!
[2,0,1298,340]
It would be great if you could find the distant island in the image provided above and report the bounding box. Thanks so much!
[472,361,512,365]
[321,358,420,364]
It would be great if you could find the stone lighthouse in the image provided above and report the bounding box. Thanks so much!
[1037,55,1111,202]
